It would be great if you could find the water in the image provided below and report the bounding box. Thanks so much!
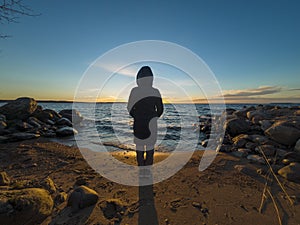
[1,102,299,152]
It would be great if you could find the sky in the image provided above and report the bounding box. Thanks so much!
[1,0,300,103]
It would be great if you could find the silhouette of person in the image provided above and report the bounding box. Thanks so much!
[127,66,163,166]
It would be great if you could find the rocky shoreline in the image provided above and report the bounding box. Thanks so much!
[199,104,300,183]
[0,97,83,142]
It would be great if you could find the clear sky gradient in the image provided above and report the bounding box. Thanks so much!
[1,0,299,103]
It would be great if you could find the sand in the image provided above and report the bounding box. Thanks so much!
[0,139,300,225]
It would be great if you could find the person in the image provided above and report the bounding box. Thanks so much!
[127,66,163,166]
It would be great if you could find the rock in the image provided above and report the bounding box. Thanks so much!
[0,172,10,186]
[56,127,78,137]
[231,149,249,158]
[234,165,257,177]
[0,121,7,135]
[278,163,300,183]
[247,155,265,164]
[67,185,99,213]
[245,142,257,150]
[54,192,68,205]
[33,109,56,123]
[99,199,125,220]
[56,117,72,127]
[0,197,13,214]
[283,152,300,162]
[259,120,273,131]
[249,134,269,144]
[275,149,287,157]
[265,122,300,146]
[233,106,255,118]
[0,114,6,122]
[0,97,37,120]
[75,178,87,186]
[282,159,293,165]
[201,139,208,147]
[294,139,300,154]
[232,134,250,148]
[225,118,251,137]
[8,132,40,141]
[40,177,56,194]
[247,110,268,121]
[219,144,232,152]
[15,121,33,131]
[42,131,56,138]
[192,201,201,208]
[294,110,300,116]
[45,119,55,125]
[0,136,9,143]
[252,114,267,125]
[43,109,61,120]
[27,117,42,128]
[223,108,236,115]
[59,109,83,124]
[0,188,53,224]
[255,145,276,156]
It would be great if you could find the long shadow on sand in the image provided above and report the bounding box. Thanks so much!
[138,170,159,225]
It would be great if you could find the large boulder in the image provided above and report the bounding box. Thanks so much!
[265,122,300,146]
[59,109,83,124]
[0,97,37,120]
[278,162,300,183]
[67,185,98,213]
[225,118,251,137]
[0,188,53,225]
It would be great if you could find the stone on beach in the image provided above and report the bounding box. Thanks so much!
[59,109,83,124]
[294,139,300,154]
[56,127,78,137]
[278,162,300,183]
[247,154,265,164]
[33,109,57,123]
[255,145,276,156]
[67,185,99,213]
[27,117,43,128]
[0,188,53,224]
[265,122,300,146]
[0,97,37,120]
[56,117,73,127]
[225,118,251,137]
[8,132,40,141]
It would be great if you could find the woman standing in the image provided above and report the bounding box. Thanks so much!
[127,66,164,166]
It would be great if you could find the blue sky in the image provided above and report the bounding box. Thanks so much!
[1,0,300,103]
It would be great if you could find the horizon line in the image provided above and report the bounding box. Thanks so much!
[0,99,299,105]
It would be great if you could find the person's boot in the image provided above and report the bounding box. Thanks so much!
[136,150,145,166]
[144,149,154,166]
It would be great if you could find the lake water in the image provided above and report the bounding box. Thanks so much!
[40,102,298,152]
[0,102,298,152]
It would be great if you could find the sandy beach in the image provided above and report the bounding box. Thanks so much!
[1,138,300,225]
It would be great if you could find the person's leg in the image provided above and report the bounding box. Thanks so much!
[136,145,145,166]
[145,145,154,166]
